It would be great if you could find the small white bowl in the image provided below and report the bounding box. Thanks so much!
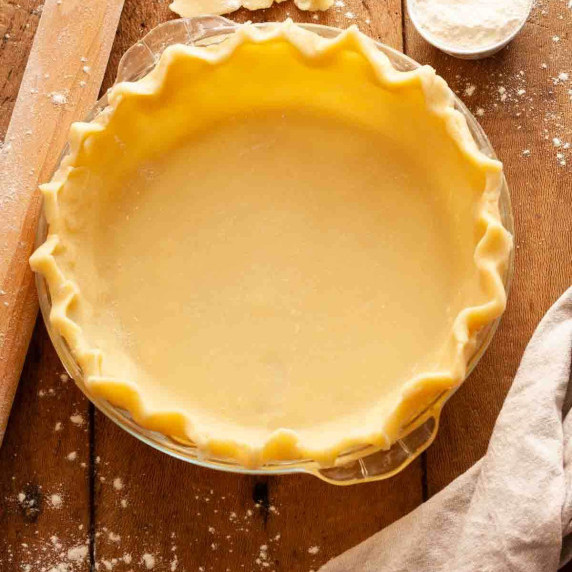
[406,0,533,59]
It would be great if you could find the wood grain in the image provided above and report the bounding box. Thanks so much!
[0,0,571,570]
[93,416,422,571]
[404,0,572,495]
[0,0,125,445]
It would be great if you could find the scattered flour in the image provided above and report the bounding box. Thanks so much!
[11,529,88,571]
[70,413,84,426]
[108,532,121,542]
[49,92,68,106]
[67,545,88,562]
[49,494,63,509]
[464,84,476,96]
[142,553,156,569]
[308,545,321,555]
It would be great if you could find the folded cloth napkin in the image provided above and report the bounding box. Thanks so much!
[321,287,572,572]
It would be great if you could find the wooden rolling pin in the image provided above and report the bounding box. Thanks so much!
[0,0,125,446]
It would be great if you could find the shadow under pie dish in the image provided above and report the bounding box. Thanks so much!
[31,20,513,476]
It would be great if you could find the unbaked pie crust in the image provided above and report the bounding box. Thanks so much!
[31,22,512,467]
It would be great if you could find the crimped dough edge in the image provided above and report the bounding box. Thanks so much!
[30,21,513,468]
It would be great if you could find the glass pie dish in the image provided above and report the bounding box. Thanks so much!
[35,16,515,485]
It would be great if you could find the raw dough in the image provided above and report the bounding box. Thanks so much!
[31,22,512,467]
[170,0,333,17]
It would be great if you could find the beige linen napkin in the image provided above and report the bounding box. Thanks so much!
[321,287,572,572]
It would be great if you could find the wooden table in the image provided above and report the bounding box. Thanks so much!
[0,0,570,570]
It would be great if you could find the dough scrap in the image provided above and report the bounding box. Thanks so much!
[170,0,333,17]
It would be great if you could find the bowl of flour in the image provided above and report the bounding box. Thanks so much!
[407,0,533,59]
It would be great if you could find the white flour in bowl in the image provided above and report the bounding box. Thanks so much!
[410,0,532,50]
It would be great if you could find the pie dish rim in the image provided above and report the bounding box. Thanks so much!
[31,18,514,483]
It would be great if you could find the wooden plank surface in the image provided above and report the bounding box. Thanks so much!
[404,0,572,494]
[0,321,92,571]
[0,0,571,570]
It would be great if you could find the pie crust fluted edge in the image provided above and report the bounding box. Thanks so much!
[30,21,513,468]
